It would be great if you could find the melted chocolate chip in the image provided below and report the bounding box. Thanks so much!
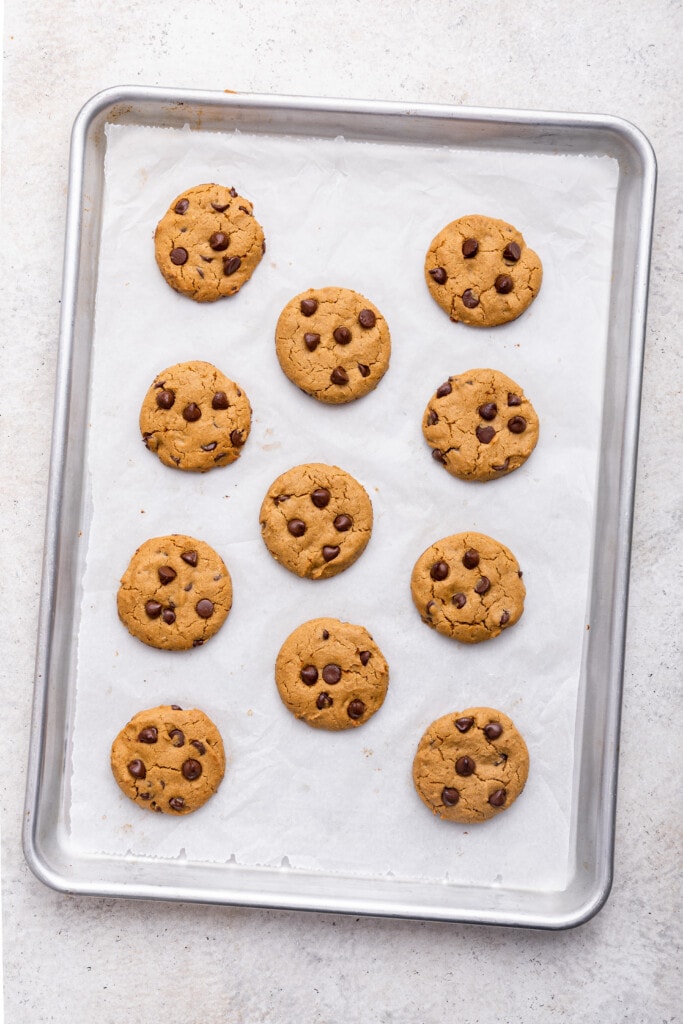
[456,756,476,776]
[461,238,479,258]
[316,692,333,709]
[229,187,238,198]
[462,289,479,308]
[347,699,366,720]
[462,549,480,569]
[359,650,371,666]
[431,449,446,464]
[201,441,217,452]
[474,576,491,595]
[162,609,176,625]
[322,629,330,640]
[500,610,510,626]
[182,758,202,781]
[333,326,352,345]
[430,561,449,581]
[169,797,185,812]
[489,788,507,807]
[209,231,229,251]
[330,366,349,385]
[191,740,206,755]
[436,381,452,398]
[507,392,523,406]
[441,787,460,806]
[304,332,320,351]
[174,198,189,214]
[145,600,162,619]
[495,274,513,294]
[211,201,229,212]
[322,664,342,685]
[287,518,306,537]
[454,716,474,732]
[311,488,331,508]
[212,391,229,410]
[169,729,185,747]
[508,415,527,433]
[300,665,318,686]
[158,565,177,585]
[230,429,245,447]
[333,514,352,532]
[503,241,521,262]
[476,425,495,444]
[300,298,318,316]
[357,363,371,377]
[358,309,376,329]
[181,550,198,566]
[183,402,201,422]
[427,409,438,425]
[223,256,241,276]
[492,458,510,472]
[156,389,175,409]
[478,402,497,421]
[322,545,340,562]
[196,599,214,619]
[429,267,447,284]
[138,727,158,744]
[484,722,503,740]
[170,247,188,266]
[127,759,146,779]
[452,592,466,609]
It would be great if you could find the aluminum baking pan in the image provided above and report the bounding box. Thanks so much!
[23,86,656,928]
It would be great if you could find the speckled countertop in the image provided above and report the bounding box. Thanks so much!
[2,1,681,1021]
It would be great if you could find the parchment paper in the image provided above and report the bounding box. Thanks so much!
[70,120,618,892]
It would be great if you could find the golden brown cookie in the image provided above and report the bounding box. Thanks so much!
[139,360,251,472]
[111,705,226,815]
[259,463,373,579]
[274,287,391,403]
[412,707,529,823]
[424,215,542,326]
[275,617,389,729]
[117,534,232,650]
[422,368,539,481]
[154,183,265,302]
[411,531,525,643]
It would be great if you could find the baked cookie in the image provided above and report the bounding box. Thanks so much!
[424,215,542,326]
[423,368,539,481]
[412,707,529,823]
[117,534,232,650]
[274,287,391,403]
[154,183,265,302]
[111,705,226,815]
[411,531,525,643]
[275,617,389,729]
[139,360,251,472]
[259,463,373,579]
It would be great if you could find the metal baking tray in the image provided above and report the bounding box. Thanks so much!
[24,86,656,928]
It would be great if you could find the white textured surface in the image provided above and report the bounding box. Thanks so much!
[1,1,681,1021]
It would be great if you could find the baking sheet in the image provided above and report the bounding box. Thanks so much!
[68,120,618,892]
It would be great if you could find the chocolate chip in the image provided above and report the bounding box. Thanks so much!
[322,629,330,640]
[474,576,490,595]
[304,332,320,351]
[478,402,497,421]
[476,425,495,444]
[462,289,479,308]
[174,199,189,214]
[452,592,466,609]
[201,441,217,452]
[230,429,245,447]
[183,402,201,422]
[316,692,333,710]
[432,447,447,465]
[456,756,476,776]
[425,600,435,618]
[229,187,238,198]
[454,717,474,732]
[127,759,146,779]
[358,309,376,329]
[223,256,241,276]
[322,664,342,685]
[507,392,522,406]
[156,389,175,409]
[484,722,503,740]
[357,363,371,377]
[162,609,176,624]
[182,758,202,781]
[500,610,510,626]
[359,650,371,666]
[322,545,340,562]
[492,458,510,472]
[212,391,230,410]
[489,788,507,807]
[200,254,213,262]
[158,565,177,585]
[138,727,158,744]
[462,549,479,569]
[427,409,438,425]
[287,518,306,537]
[181,550,198,566]
[211,201,229,212]
[495,274,513,294]
[429,267,447,284]
[347,699,366,720]
[441,787,460,806]
[145,600,162,619]
[300,298,318,316]
[169,729,185,747]
[436,381,452,398]
[334,514,352,532]
[333,326,352,345]
[461,238,479,258]
[170,247,188,265]
[171,705,183,710]
[300,665,318,686]
[209,231,229,251]
[311,488,331,508]
[169,797,185,812]
[330,367,349,385]
[196,599,214,619]
[191,740,206,755]
[430,561,449,581]
[196,268,205,279]
[508,415,527,433]
[503,241,521,262]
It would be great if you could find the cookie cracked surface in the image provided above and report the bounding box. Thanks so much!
[154,183,265,302]
[423,368,539,481]
[259,463,373,579]
[411,531,525,643]
[117,534,232,650]
[274,287,391,403]
[275,617,389,729]
[412,707,529,823]
[424,215,542,326]
[111,705,226,815]
[139,360,251,472]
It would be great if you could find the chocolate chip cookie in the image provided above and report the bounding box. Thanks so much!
[274,287,391,403]
[139,360,251,472]
[424,215,542,326]
[117,534,232,650]
[411,531,525,643]
[423,368,539,481]
[111,705,226,815]
[259,463,373,579]
[154,183,265,302]
[412,707,529,823]
[275,617,389,729]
